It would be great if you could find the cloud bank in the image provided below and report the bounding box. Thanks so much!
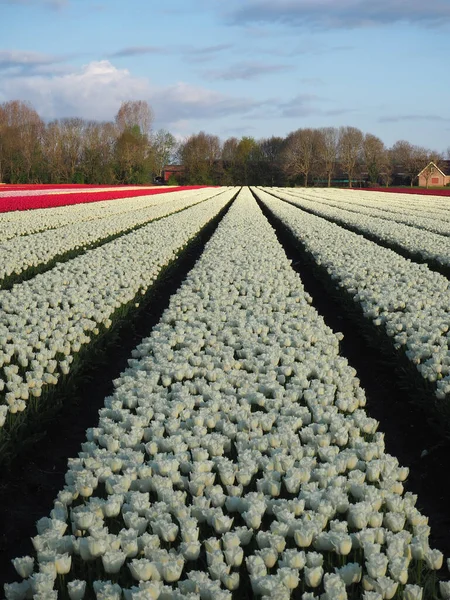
[227,0,450,29]
[0,59,261,127]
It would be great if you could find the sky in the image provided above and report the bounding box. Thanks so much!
[1,0,450,151]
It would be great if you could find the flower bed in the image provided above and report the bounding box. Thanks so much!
[5,188,449,599]
[0,186,209,213]
[278,188,450,237]
[355,187,450,197]
[265,189,450,274]
[0,188,230,289]
[0,184,122,190]
[255,189,450,427]
[0,191,190,242]
[0,190,235,438]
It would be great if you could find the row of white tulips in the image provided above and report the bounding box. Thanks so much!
[0,190,199,242]
[263,188,450,270]
[0,189,236,430]
[0,188,230,286]
[283,187,450,229]
[5,188,449,599]
[255,188,450,404]
[348,189,450,224]
[276,188,450,236]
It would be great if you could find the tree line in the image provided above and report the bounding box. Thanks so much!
[1,99,448,186]
[179,128,448,188]
[0,100,176,185]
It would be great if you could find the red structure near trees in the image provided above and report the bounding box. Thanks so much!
[162,165,186,183]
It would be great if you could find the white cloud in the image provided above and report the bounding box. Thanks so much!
[1,60,149,120]
[0,59,262,127]
[151,81,260,122]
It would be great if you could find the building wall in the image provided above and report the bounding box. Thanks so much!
[418,173,449,187]
[163,167,185,182]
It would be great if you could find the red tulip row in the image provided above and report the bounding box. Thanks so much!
[354,186,450,196]
[0,186,210,213]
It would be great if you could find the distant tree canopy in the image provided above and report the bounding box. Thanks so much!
[0,100,168,185]
[0,98,446,186]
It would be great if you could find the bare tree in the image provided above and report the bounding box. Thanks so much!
[390,140,430,187]
[338,126,364,188]
[82,121,117,183]
[114,101,154,183]
[59,118,86,182]
[115,100,153,136]
[258,136,284,185]
[150,129,177,178]
[428,150,444,168]
[179,132,221,184]
[283,128,320,187]
[412,146,433,186]
[316,127,339,187]
[378,147,394,187]
[222,137,239,164]
[0,100,43,182]
[235,136,259,185]
[42,121,63,183]
[221,137,240,184]
[363,133,387,186]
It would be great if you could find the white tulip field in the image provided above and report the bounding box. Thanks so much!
[1,186,450,600]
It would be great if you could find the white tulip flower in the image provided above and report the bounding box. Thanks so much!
[278,567,299,590]
[67,580,87,600]
[3,580,31,600]
[304,566,323,588]
[101,550,126,574]
[403,584,423,600]
[92,580,122,600]
[161,557,184,582]
[256,547,278,569]
[424,548,444,570]
[322,573,347,600]
[335,562,362,585]
[29,572,55,595]
[440,581,450,599]
[54,552,72,575]
[128,558,155,582]
[11,556,34,579]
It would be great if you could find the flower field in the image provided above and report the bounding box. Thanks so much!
[1,186,450,599]
[0,185,208,214]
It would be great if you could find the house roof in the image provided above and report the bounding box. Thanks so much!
[418,161,450,177]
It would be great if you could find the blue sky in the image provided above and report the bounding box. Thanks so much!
[1,0,449,151]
